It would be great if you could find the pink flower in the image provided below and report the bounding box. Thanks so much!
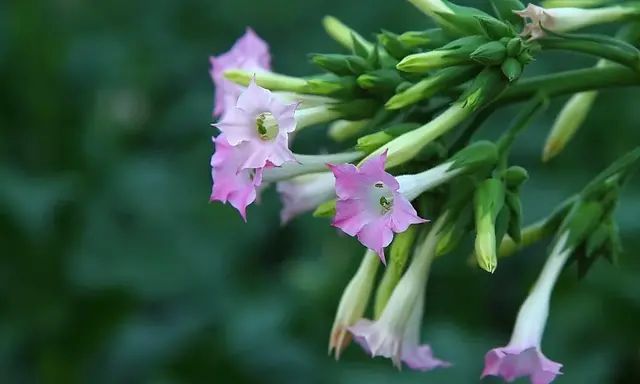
[328,152,425,262]
[482,346,562,384]
[350,293,450,371]
[210,28,271,117]
[210,134,264,221]
[348,220,450,370]
[214,79,298,169]
[482,233,571,384]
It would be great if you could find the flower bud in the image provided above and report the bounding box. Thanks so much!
[310,53,370,76]
[385,65,479,110]
[329,250,380,359]
[357,69,404,94]
[322,15,373,53]
[542,90,598,162]
[474,15,513,39]
[506,37,523,57]
[397,35,489,73]
[470,41,508,65]
[501,57,523,81]
[397,28,449,50]
[474,178,506,273]
[305,75,359,97]
[328,119,370,142]
[504,165,529,189]
[378,30,414,60]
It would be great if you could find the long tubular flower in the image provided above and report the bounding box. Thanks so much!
[209,28,271,117]
[407,0,453,16]
[349,217,450,370]
[482,233,571,384]
[214,79,298,169]
[210,135,264,221]
[329,152,426,262]
[277,172,336,224]
[329,250,380,359]
[515,3,640,40]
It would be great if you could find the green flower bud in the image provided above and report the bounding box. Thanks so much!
[474,15,514,40]
[501,57,523,82]
[473,178,506,273]
[517,50,535,65]
[470,41,508,65]
[310,53,370,76]
[396,35,489,73]
[543,90,598,162]
[397,28,449,50]
[385,65,479,110]
[504,165,529,189]
[330,99,379,121]
[328,119,370,142]
[378,30,414,60]
[357,69,404,94]
[489,0,525,28]
[460,67,508,111]
[506,37,523,57]
[322,16,373,54]
[306,75,359,97]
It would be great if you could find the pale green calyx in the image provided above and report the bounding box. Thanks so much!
[255,112,279,140]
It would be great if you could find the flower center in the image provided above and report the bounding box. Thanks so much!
[372,181,394,214]
[255,112,279,141]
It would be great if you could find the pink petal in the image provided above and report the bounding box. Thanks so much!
[482,346,562,384]
[210,28,271,117]
[235,78,273,116]
[402,345,451,371]
[328,163,368,200]
[332,199,376,236]
[213,107,254,146]
[356,216,394,262]
[390,194,427,232]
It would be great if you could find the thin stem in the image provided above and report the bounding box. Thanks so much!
[540,37,640,72]
[497,66,640,104]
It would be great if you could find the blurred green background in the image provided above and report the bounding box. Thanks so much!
[1,0,639,383]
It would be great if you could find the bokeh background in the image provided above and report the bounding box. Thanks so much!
[1,0,639,383]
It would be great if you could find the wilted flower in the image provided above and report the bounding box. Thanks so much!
[349,218,450,370]
[482,233,570,384]
[329,152,426,262]
[515,3,638,40]
[277,172,335,224]
[210,135,264,221]
[210,28,271,116]
[214,79,298,169]
[329,250,380,359]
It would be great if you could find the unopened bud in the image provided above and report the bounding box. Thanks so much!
[501,57,523,82]
[470,41,507,65]
[328,119,370,142]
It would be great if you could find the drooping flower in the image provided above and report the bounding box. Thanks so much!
[209,134,264,221]
[329,152,426,262]
[329,250,379,359]
[210,28,271,117]
[514,3,638,41]
[214,79,298,169]
[482,233,570,384]
[277,172,335,224]
[349,218,450,370]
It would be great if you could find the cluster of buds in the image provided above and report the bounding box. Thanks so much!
[206,1,640,383]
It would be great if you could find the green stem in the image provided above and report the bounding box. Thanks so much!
[498,66,640,104]
[540,37,640,72]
